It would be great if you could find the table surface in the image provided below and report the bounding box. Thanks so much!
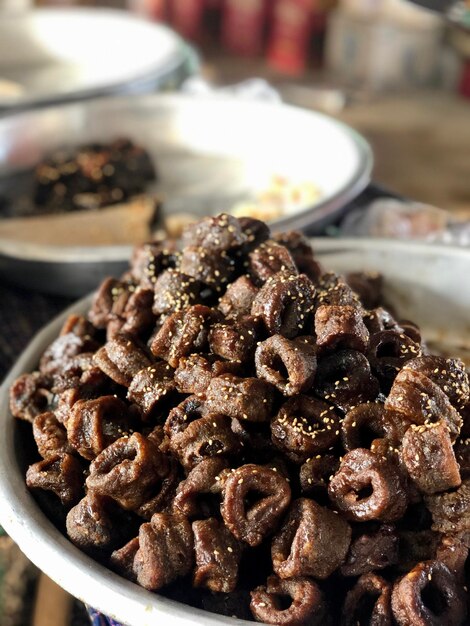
[337,93,470,220]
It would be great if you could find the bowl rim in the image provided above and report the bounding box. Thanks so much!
[0,7,196,113]
[0,93,373,264]
[2,238,470,626]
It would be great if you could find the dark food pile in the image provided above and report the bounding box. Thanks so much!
[1,139,156,218]
[10,214,470,625]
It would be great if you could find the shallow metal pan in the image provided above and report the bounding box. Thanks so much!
[0,8,197,113]
[0,238,469,626]
[0,94,372,295]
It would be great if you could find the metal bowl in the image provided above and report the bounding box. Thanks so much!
[0,94,372,296]
[0,8,197,112]
[0,239,469,626]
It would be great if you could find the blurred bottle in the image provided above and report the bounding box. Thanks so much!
[202,0,223,47]
[459,61,470,98]
[448,23,470,96]
[169,0,205,40]
[221,0,267,56]
[309,2,333,69]
[267,0,312,75]
[325,0,444,91]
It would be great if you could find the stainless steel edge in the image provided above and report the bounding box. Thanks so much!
[0,240,469,625]
[0,95,373,295]
[270,123,373,234]
[0,9,198,114]
[0,45,198,116]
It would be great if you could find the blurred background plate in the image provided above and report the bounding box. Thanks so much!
[0,7,197,112]
[0,93,372,296]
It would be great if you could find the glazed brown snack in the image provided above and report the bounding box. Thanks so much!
[193,517,242,592]
[66,396,134,460]
[391,560,467,626]
[10,372,53,422]
[299,454,339,496]
[168,413,240,471]
[133,513,194,591]
[255,335,317,396]
[32,139,156,215]
[33,411,73,459]
[271,395,340,463]
[342,572,393,626]
[250,575,325,626]
[251,271,315,338]
[340,524,399,577]
[385,367,463,440]
[173,457,228,519]
[209,316,260,363]
[328,448,408,522]
[271,498,351,579]
[367,329,422,391]
[314,349,380,412]
[314,303,369,353]
[86,433,170,510]
[221,464,291,546]
[66,491,130,555]
[174,354,241,395]
[341,402,409,451]
[11,214,469,625]
[26,453,83,508]
[401,421,461,494]
[150,304,221,368]
[248,240,297,284]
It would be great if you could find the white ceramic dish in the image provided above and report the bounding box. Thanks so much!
[0,239,469,626]
[0,8,195,111]
[0,95,372,296]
